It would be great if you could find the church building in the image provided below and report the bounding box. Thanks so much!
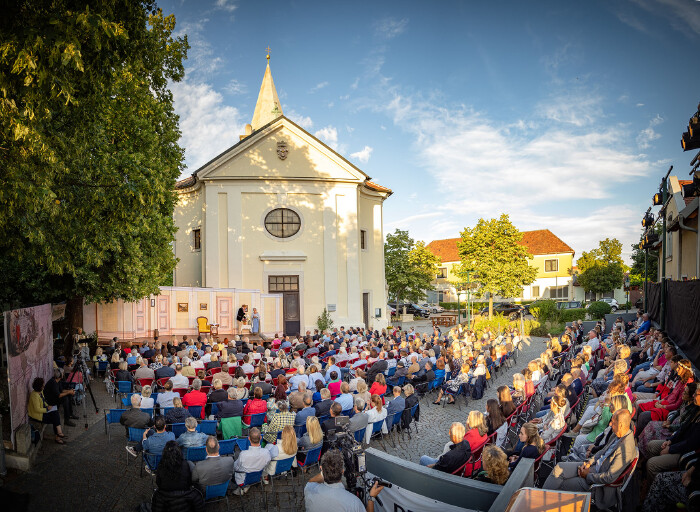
[172,57,391,335]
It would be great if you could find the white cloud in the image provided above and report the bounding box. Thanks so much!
[374,17,409,39]
[175,19,223,79]
[636,103,645,107]
[629,0,700,37]
[214,0,237,12]
[637,114,664,149]
[314,125,339,149]
[350,145,373,163]
[537,92,603,126]
[309,81,329,93]
[350,77,360,90]
[346,125,355,134]
[170,80,246,175]
[286,110,314,130]
[224,79,246,95]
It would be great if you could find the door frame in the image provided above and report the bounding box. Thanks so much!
[263,270,305,335]
[157,295,171,336]
[216,297,233,334]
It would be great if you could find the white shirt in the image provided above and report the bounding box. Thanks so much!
[587,337,600,352]
[170,374,189,389]
[364,407,388,443]
[200,353,212,364]
[233,445,272,485]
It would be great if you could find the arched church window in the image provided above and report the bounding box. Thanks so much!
[264,208,301,238]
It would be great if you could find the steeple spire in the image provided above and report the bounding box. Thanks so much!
[250,50,282,131]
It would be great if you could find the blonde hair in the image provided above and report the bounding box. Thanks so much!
[450,422,466,443]
[371,394,383,412]
[141,385,152,398]
[119,361,128,371]
[610,395,629,414]
[356,379,368,394]
[306,416,323,445]
[618,345,631,359]
[467,410,488,437]
[482,445,509,485]
[280,425,298,455]
[111,352,121,363]
[512,373,525,392]
[173,397,183,408]
[402,383,414,396]
[521,423,545,454]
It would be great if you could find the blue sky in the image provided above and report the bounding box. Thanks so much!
[161,0,700,263]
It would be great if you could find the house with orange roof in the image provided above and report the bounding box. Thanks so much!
[426,229,575,302]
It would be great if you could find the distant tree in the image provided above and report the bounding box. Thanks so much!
[384,230,441,313]
[0,2,188,336]
[455,214,537,319]
[576,238,625,295]
[629,230,659,286]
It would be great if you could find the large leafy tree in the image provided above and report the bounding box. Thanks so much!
[384,229,441,312]
[0,2,188,330]
[576,238,625,295]
[455,214,537,318]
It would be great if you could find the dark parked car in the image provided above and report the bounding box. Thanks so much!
[388,302,431,318]
[478,302,525,320]
[635,297,643,310]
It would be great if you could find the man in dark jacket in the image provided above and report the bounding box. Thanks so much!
[420,422,471,473]
[215,388,244,419]
[314,388,334,417]
[44,368,78,426]
[120,394,153,436]
[251,380,273,397]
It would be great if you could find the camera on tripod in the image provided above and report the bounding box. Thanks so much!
[326,415,367,493]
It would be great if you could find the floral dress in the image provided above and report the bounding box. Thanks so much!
[638,403,697,456]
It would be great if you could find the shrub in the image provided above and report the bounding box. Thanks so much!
[530,325,550,337]
[529,299,558,323]
[558,308,586,323]
[587,301,612,319]
[317,308,334,331]
[467,314,540,336]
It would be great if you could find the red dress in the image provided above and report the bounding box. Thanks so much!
[638,381,686,421]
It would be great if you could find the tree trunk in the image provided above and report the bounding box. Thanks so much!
[488,294,493,320]
[62,296,84,361]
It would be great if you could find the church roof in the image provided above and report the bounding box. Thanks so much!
[251,57,283,131]
[426,229,574,262]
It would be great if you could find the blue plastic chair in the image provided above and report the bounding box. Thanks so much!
[210,403,219,417]
[187,405,203,418]
[219,438,236,455]
[245,412,266,429]
[386,366,396,377]
[235,470,266,509]
[204,481,230,507]
[96,360,108,377]
[235,437,250,451]
[354,427,367,443]
[104,408,126,442]
[267,456,296,488]
[293,423,307,438]
[367,420,384,445]
[162,407,174,417]
[171,423,187,438]
[121,393,135,407]
[186,446,207,462]
[197,420,217,435]
[115,381,132,403]
[126,427,147,466]
[383,411,404,448]
[141,408,154,418]
[297,446,322,480]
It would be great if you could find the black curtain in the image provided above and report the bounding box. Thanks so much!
[666,280,700,368]
[646,282,661,323]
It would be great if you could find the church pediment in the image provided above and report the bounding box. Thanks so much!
[197,117,368,184]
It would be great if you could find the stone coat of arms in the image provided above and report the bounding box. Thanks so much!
[277,141,289,160]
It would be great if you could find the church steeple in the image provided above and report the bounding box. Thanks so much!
[250,51,282,132]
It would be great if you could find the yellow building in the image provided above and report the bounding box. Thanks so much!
[663,175,699,281]
[426,229,575,302]
[171,57,391,335]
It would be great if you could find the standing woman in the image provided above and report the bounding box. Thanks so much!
[251,308,261,336]
[28,377,67,444]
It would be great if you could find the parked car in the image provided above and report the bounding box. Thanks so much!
[478,302,525,320]
[634,297,643,310]
[420,303,445,314]
[388,303,431,318]
[589,298,619,312]
[556,301,583,310]
[387,304,397,317]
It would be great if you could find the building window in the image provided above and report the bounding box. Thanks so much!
[545,259,559,272]
[531,286,540,297]
[360,230,367,250]
[268,275,299,292]
[437,267,447,279]
[549,285,568,299]
[264,208,301,238]
[193,228,201,251]
[438,291,444,302]
[666,231,673,259]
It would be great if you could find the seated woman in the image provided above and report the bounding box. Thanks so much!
[368,373,387,398]
[138,385,155,409]
[327,371,342,398]
[537,396,566,444]
[528,361,542,385]
[298,416,324,454]
[242,386,267,425]
[498,386,517,417]
[636,358,693,435]
[364,394,388,444]
[522,369,535,397]
[164,397,191,424]
[196,370,211,388]
[419,422,471,473]
[115,361,133,385]
[590,356,628,397]
[511,373,527,404]
[355,378,371,407]
[155,440,193,491]
[508,423,545,470]
[464,410,489,463]
[639,382,698,458]
[474,445,510,485]
[264,425,297,482]
[433,363,471,405]
[233,377,249,400]
[28,377,67,444]
[486,399,507,447]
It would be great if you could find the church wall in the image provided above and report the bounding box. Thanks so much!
[173,188,203,286]
[359,192,388,330]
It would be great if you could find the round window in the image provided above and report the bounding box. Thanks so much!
[264,208,301,238]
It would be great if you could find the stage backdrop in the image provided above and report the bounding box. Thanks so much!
[4,303,53,445]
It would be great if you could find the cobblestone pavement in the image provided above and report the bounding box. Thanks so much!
[1,336,548,511]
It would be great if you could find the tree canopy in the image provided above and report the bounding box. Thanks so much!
[0,1,188,310]
[455,214,537,317]
[384,229,441,308]
[576,238,625,294]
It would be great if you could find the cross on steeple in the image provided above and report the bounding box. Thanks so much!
[265,46,271,60]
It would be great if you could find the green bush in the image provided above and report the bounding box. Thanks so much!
[557,308,586,323]
[530,325,550,337]
[317,308,334,331]
[466,313,540,336]
[587,301,612,319]
[529,299,558,323]
[621,301,632,311]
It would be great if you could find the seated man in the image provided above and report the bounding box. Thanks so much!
[120,393,154,438]
[313,388,333,418]
[169,364,189,389]
[542,410,635,510]
[191,436,234,492]
[420,422,471,474]
[289,381,312,412]
[177,416,208,448]
[305,449,384,512]
[385,386,405,418]
[348,398,369,433]
[233,427,271,494]
[215,388,244,419]
[295,396,316,426]
[207,380,228,404]
[334,383,354,412]
[127,415,175,471]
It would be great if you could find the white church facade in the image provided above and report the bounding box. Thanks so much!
[171,58,391,335]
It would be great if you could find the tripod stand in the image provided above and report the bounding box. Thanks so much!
[66,351,99,430]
